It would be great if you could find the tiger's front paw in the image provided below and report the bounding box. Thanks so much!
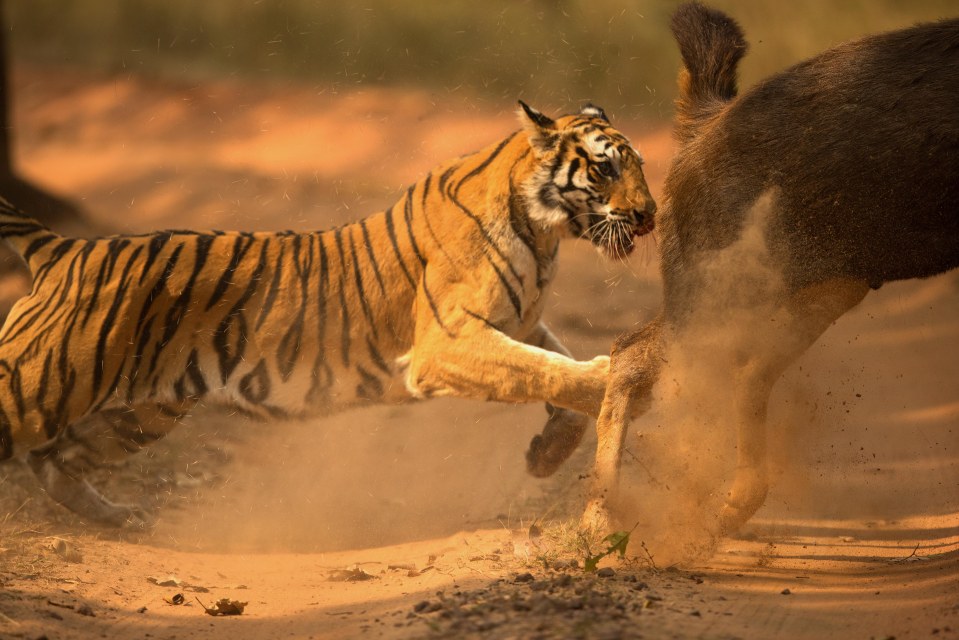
[525,403,589,478]
[590,354,611,375]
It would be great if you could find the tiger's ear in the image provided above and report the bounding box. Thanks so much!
[517,100,558,154]
[580,103,609,122]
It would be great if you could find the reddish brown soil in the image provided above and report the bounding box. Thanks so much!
[0,65,956,640]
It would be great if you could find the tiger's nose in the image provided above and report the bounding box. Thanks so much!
[633,201,656,234]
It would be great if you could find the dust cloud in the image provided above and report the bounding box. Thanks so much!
[607,192,959,566]
[145,397,564,554]
[608,193,787,564]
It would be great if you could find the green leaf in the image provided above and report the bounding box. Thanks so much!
[584,555,600,573]
[583,531,631,572]
[604,531,631,558]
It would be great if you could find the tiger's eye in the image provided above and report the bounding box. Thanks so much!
[596,160,618,179]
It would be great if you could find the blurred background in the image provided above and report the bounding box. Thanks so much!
[0,1,955,553]
[8,0,958,120]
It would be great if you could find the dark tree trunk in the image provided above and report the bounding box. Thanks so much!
[0,0,94,318]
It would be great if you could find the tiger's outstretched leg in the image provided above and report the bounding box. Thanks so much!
[26,404,189,527]
[524,323,593,477]
[582,317,664,532]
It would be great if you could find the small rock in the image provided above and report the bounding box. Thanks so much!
[596,567,616,578]
[781,588,792,595]
[75,604,95,617]
[413,600,431,613]
[513,572,535,584]
[136,606,147,614]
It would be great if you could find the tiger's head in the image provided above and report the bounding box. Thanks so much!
[518,101,656,259]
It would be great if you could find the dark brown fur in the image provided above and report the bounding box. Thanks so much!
[584,3,959,534]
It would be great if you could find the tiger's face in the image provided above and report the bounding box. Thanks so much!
[519,101,656,259]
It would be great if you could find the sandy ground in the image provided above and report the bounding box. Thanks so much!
[0,65,956,639]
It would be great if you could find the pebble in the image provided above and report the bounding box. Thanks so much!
[413,600,431,613]
[514,572,535,583]
[596,568,616,578]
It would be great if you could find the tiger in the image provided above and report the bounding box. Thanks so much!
[0,101,655,527]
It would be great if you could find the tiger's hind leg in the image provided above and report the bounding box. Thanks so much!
[26,404,188,527]
[526,402,588,478]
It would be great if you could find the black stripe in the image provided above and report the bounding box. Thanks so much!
[92,245,145,399]
[403,187,427,269]
[173,347,208,401]
[206,233,255,311]
[356,365,384,401]
[333,228,352,369]
[306,234,334,403]
[276,305,305,381]
[30,238,77,286]
[455,132,517,187]
[255,240,286,330]
[9,367,24,424]
[437,164,458,195]
[21,234,56,263]
[239,359,271,404]
[462,307,503,332]
[383,206,417,288]
[347,226,379,340]
[337,286,351,368]
[139,233,173,284]
[35,350,54,437]
[82,239,132,329]
[149,234,215,374]
[445,184,525,300]
[135,243,184,339]
[488,259,523,319]
[403,186,453,337]
[358,220,388,297]
[214,241,268,383]
[277,235,310,381]
[565,158,580,187]
[365,335,391,375]
[52,328,79,437]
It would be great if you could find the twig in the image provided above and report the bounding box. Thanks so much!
[639,540,659,571]
[0,610,20,626]
[891,543,921,563]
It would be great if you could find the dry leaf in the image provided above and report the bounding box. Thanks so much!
[148,575,210,592]
[198,598,247,616]
[327,568,377,582]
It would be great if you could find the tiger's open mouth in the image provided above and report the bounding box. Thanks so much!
[589,213,653,259]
